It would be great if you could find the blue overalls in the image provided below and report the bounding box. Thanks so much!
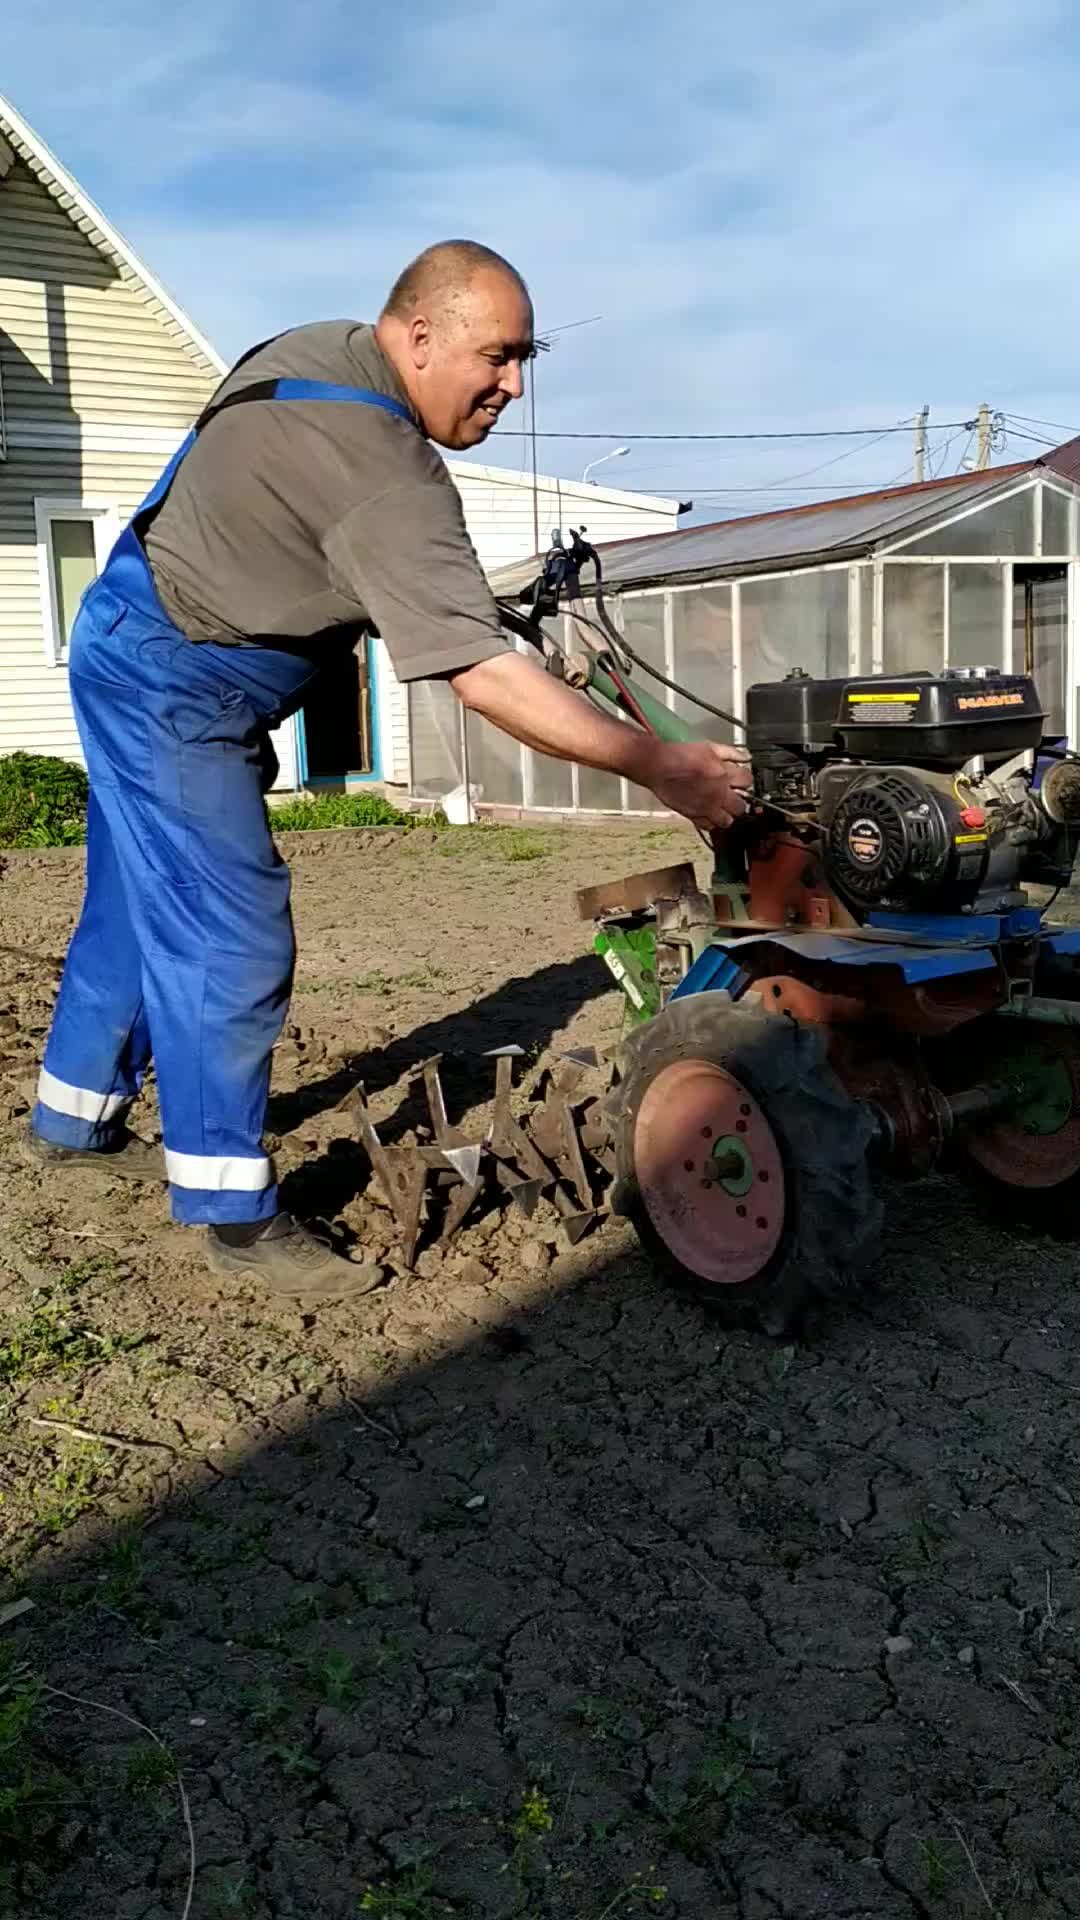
[32,373,413,1225]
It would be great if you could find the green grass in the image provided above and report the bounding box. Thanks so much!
[307,1648,360,1706]
[644,1730,760,1861]
[0,1646,70,1883]
[125,1742,175,1797]
[0,1256,141,1390]
[269,791,417,832]
[32,1439,111,1537]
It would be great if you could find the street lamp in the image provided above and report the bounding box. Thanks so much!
[582,445,630,485]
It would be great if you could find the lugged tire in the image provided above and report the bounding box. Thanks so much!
[606,990,882,1333]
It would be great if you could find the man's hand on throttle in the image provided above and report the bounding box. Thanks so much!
[646,740,754,831]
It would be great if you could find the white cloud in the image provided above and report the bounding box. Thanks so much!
[4,0,1079,508]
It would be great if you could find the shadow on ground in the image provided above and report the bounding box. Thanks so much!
[267,953,612,1137]
[6,1175,1080,1920]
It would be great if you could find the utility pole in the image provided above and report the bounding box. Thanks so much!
[913,405,930,483]
[528,357,539,555]
[975,402,991,469]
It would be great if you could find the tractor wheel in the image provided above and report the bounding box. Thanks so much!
[948,1020,1080,1233]
[606,990,881,1333]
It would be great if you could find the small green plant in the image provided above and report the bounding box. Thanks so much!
[269,792,414,832]
[281,1585,327,1629]
[99,1532,145,1612]
[920,1836,953,1896]
[359,1861,452,1917]
[394,965,447,990]
[238,1680,289,1729]
[125,1742,175,1797]
[267,1741,321,1778]
[570,1694,630,1742]
[208,1870,255,1915]
[512,1785,554,1840]
[308,1648,360,1706]
[0,1647,69,1872]
[353,968,392,995]
[33,1440,110,1536]
[645,1731,759,1861]
[0,752,88,848]
[0,1257,140,1389]
[912,1503,948,1563]
[501,835,548,862]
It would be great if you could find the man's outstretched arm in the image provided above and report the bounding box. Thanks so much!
[449,649,752,832]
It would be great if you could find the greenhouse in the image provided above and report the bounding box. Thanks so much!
[408,441,1080,819]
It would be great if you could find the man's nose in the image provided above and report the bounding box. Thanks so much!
[499,359,526,402]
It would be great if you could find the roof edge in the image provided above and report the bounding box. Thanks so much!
[446,458,681,516]
[0,91,227,376]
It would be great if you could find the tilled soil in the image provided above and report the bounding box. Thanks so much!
[3,825,1080,1919]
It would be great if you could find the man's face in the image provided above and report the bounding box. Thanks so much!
[408,270,535,450]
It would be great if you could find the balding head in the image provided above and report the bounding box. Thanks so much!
[382,240,531,328]
[376,240,534,451]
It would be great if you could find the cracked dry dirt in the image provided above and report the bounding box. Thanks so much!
[3,823,1080,1920]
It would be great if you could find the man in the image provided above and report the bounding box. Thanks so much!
[27,241,752,1303]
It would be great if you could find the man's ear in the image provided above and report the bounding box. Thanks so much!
[408,313,433,371]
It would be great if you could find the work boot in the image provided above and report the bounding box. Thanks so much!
[205,1212,384,1303]
[20,1122,165,1183]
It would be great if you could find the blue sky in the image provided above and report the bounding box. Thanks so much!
[5,0,1080,512]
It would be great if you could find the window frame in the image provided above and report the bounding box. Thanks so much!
[34,497,120,667]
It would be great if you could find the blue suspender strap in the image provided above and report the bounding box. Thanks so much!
[270,380,413,422]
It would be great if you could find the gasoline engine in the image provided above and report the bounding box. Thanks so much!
[747,666,1080,916]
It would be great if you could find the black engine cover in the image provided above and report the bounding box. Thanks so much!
[824,769,990,910]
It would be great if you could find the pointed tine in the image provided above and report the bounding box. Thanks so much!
[561,1211,597,1246]
[508,1177,545,1220]
[420,1056,452,1142]
[443,1143,483,1186]
[559,1047,600,1069]
[484,1044,526,1058]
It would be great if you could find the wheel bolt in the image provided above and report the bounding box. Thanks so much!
[684,1160,695,1172]
[739,1103,751,1116]
[702,1126,712,1139]
[736,1204,747,1218]
[736,1120,748,1133]
[759,1170,769,1183]
[756,1216,768,1230]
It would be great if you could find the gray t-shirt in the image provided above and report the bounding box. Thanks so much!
[142,321,510,682]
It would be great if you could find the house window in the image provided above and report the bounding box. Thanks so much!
[35,500,119,665]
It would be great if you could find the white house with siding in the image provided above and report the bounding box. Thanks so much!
[0,93,681,799]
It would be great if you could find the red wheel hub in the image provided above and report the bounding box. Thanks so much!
[633,1058,786,1285]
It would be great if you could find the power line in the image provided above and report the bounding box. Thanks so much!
[1001,426,1063,448]
[492,420,978,443]
[1004,411,1080,436]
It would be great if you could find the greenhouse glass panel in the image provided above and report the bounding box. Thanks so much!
[525,617,574,806]
[948,565,1003,669]
[1012,568,1067,735]
[464,711,524,806]
[577,765,627,811]
[900,490,1035,557]
[882,564,944,674]
[670,587,734,739]
[618,592,667,675]
[740,569,848,698]
[858,567,874,673]
[1042,486,1072,556]
[409,679,463,799]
